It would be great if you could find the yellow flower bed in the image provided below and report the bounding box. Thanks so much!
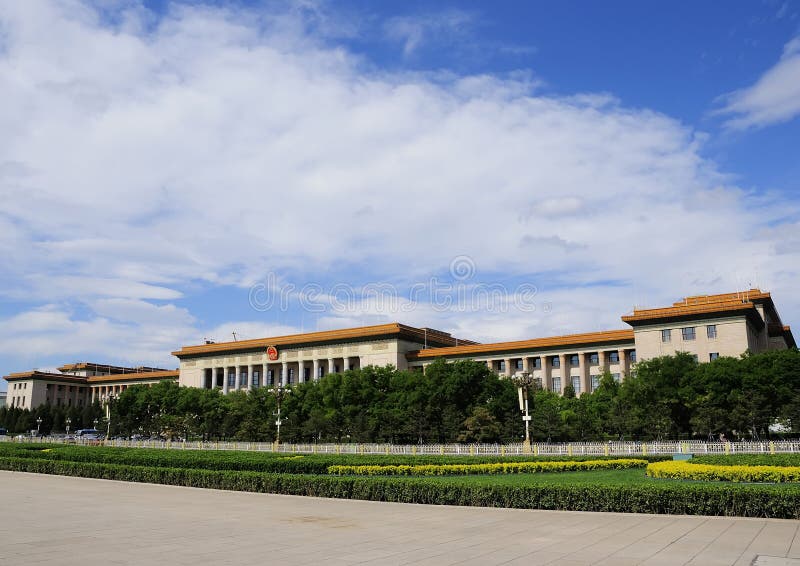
[646,461,800,483]
[328,459,648,476]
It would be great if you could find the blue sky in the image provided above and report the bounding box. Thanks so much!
[1,0,799,387]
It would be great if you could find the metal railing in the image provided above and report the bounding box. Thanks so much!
[3,436,800,456]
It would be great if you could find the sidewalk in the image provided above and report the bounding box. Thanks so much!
[1,471,798,565]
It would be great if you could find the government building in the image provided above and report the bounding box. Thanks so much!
[4,289,795,409]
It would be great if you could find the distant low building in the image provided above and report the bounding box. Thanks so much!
[3,363,178,410]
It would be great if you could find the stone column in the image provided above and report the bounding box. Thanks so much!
[328,358,335,374]
[262,363,268,387]
[223,367,229,394]
[598,350,606,373]
[579,352,590,396]
[281,362,288,386]
[618,349,628,380]
[296,354,304,383]
[541,356,551,392]
[522,357,531,372]
[503,357,512,377]
[342,357,349,372]
[313,359,320,381]
[559,353,568,393]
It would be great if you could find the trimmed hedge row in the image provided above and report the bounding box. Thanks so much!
[1,456,799,519]
[647,461,800,483]
[692,454,800,467]
[328,459,648,476]
[0,443,669,474]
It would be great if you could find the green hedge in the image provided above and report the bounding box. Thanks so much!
[1,456,798,519]
[692,454,800,467]
[328,459,648,476]
[0,443,669,474]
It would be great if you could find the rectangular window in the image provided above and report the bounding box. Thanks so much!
[661,329,671,342]
[318,366,324,378]
[570,354,579,366]
[515,359,524,370]
[228,373,235,387]
[534,377,542,389]
[571,376,581,394]
[497,360,506,372]
[551,356,560,368]
[709,352,719,361]
[267,369,274,385]
[630,351,637,363]
[609,352,619,363]
[252,371,260,386]
[240,370,247,385]
[288,368,294,383]
[589,353,599,364]
[612,373,621,383]
[533,358,542,369]
[591,375,600,391]
[681,327,696,341]
[707,325,717,339]
[551,377,561,393]
[303,367,310,380]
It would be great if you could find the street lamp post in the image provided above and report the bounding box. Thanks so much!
[511,371,534,454]
[103,393,116,443]
[269,384,292,447]
[36,417,42,438]
[66,417,71,437]
[93,418,99,430]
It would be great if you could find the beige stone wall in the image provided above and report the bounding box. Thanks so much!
[632,315,753,362]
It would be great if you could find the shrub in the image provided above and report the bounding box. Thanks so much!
[646,461,800,483]
[328,459,648,476]
[1,455,798,519]
[0,443,668,474]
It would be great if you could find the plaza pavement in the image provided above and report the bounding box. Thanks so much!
[1,471,798,566]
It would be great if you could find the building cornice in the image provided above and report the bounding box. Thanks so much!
[406,329,635,361]
[172,323,477,359]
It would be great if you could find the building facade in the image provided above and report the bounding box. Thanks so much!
[4,289,795,409]
[4,364,178,410]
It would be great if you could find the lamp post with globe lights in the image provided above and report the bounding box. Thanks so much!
[65,417,71,437]
[269,383,291,447]
[511,371,534,454]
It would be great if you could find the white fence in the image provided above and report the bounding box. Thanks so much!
[5,436,800,456]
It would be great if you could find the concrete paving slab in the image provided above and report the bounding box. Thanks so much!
[0,471,798,566]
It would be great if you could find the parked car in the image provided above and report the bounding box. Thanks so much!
[75,429,102,441]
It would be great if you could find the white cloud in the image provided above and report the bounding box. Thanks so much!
[715,36,800,129]
[384,9,474,57]
[0,1,798,378]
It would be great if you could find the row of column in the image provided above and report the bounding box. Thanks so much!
[491,349,631,395]
[206,356,359,393]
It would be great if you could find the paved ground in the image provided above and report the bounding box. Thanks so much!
[1,472,799,566]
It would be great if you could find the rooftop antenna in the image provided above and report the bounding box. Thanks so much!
[232,331,238,342]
